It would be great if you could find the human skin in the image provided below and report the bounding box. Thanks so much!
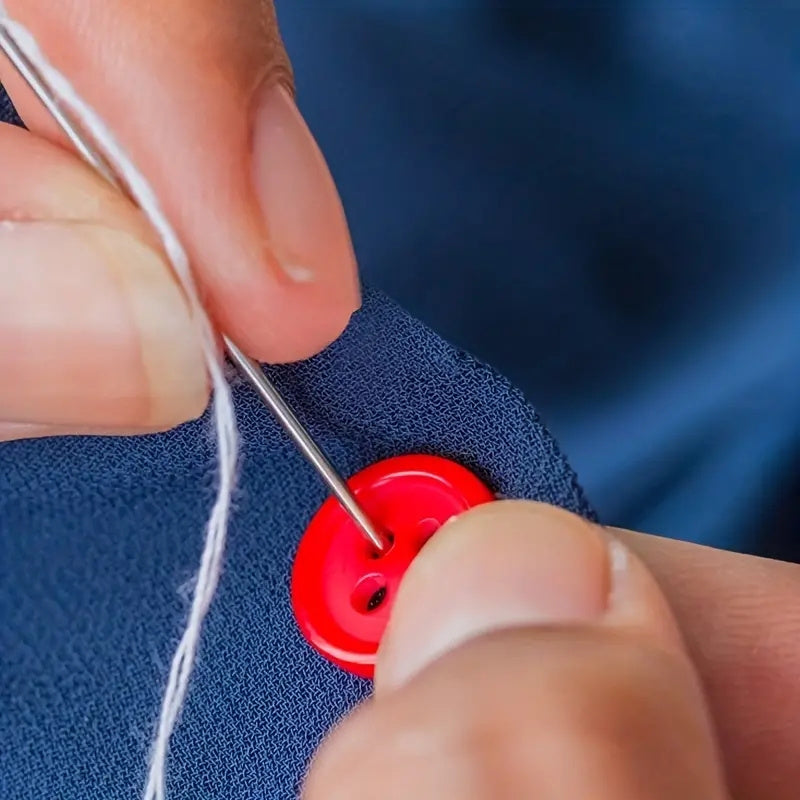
[1,0,359,439]
[2,6,799,798]
[304,502,800,800]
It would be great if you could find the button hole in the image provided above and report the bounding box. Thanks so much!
[369,532,395,560]
[366,586,387,612]
[352,574,388,614]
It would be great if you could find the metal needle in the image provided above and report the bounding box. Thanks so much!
[0,27,119,185]
[0,29,390,554]
[225,342,388,552]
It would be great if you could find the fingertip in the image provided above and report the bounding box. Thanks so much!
[210,264,361,363]
[374,502,599,692]
[3,3,359,365]
[375,500,687,694]
[213,81,361,362]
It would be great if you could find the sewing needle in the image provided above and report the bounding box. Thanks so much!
[0,29,390,555]
[224,341,389,553]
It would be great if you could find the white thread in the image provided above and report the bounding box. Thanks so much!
[0,9,240,800]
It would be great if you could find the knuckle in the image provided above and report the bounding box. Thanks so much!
[255,0,294,86]
[525,632,700,739]
[432,632,702,775]
[306,631,716,799]
[307,698,529,799]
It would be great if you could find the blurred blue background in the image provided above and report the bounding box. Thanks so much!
[278,2,800,560]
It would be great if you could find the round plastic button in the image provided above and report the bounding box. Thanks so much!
[291,454,494,678]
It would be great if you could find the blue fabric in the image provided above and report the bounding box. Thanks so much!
[0,87,20,128]
[4,4,798,555]
[1,289,593,798]
[3,1,800,792]
[277,2,800,558]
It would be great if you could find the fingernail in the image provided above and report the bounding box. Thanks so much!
[251,83,358,286]
[377,502,619,690]
[0,222,208,429]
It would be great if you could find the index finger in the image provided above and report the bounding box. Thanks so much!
[617,528,800,800]
[1,0,360,363]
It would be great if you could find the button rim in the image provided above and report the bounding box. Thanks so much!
[291,454,494,678]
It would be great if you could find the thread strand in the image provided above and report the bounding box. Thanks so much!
[0,9,240,800]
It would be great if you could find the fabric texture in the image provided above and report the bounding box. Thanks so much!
[3,4,799,556]
[5,3,799,791]
[1,286,593,799]
[0,86,20,127]
[278,2,800,558]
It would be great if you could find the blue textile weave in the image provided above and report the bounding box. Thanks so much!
[1,288,593,799]
[279,2,800,558]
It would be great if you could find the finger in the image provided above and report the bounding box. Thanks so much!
[615,529,800,800]
[305,501,729,800]
[0,122,207,435]
[0,421,181,442]
[1,0,360,363]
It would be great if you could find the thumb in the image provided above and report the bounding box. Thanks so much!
[304,502,730,800]
[1,0,359,362]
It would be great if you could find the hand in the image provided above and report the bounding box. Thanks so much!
[304,501,800,800]
[0,1,359,441]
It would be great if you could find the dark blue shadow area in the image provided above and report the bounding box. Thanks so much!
[1,3,797,558]
[279,1,800,559]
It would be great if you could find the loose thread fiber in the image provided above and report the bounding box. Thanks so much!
[0,9,240,800]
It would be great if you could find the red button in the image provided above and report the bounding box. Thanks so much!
[291,454,494,678]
